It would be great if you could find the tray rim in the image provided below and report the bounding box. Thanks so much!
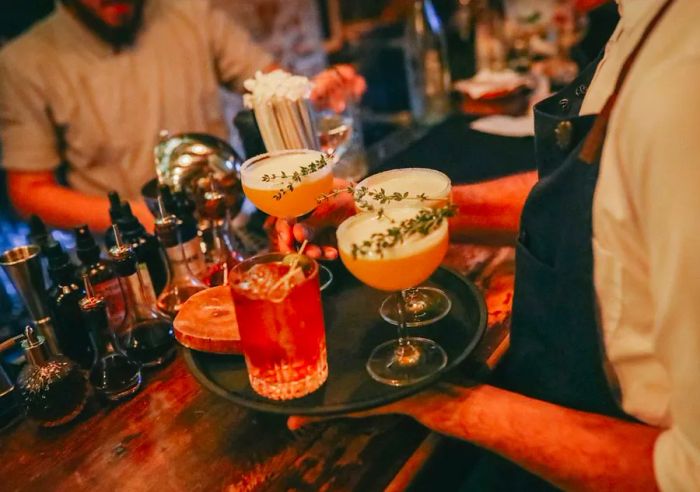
[183,266,487,416]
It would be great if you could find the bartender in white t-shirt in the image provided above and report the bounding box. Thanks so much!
[0,0,364,231]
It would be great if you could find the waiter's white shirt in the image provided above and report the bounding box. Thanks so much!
[0,0,273,199]
[583,0,700,490]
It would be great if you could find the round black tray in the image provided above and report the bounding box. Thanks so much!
[184,265,486,416]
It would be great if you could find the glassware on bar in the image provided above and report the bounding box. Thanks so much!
[240,149,335,289]
[16,326,88,427]
[45,242,95,369]
[314,89,368,182]
[105,192,166,298]
[355,168,452,327]
[230,252,328,400]
[241,149,333,219]
[154,196,207,319]
[405,0,452,124]
[75,225,126,334]
[336,207,449,386]
[109,225,175,368]
[79,274,142,402]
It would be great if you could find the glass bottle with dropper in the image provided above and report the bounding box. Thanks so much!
[158,184,208,280]
[197,177,243,286]
[45,242,95,369]
[154,196,207,319]
[79,273,141,402]
[109,224,175,368]
[104,190,167,299]
[75,224,126,334]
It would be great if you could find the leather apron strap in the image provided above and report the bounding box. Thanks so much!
[579,0,676,164]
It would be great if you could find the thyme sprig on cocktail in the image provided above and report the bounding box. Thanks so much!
[317,185,433,212]
[262,155,329,200]
[351,205,456,259]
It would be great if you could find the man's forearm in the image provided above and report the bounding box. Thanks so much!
[400,384,660,492]
[8,172,154,232]
[449,171,537,242]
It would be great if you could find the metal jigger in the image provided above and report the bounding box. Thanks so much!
[0,245,61,355]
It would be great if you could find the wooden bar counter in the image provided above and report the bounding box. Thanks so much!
[0,241,514,492]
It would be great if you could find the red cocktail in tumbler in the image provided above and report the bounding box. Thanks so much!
[230,253,328,400]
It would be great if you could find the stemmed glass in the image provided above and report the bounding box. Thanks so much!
[240,149,335,289]
[354,168,452,327]
[336,206,449,386]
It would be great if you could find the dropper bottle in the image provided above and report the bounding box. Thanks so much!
[104,190,167,298]
[75,224,125,333]
[158,184,207,280]
[197,178,242,286]
[79,274,141,402]
[109,224,175,367]
[45,242,94,369]
[26,215,57,256]
[154,196,206,319]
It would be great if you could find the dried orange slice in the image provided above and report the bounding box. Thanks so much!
[173,285,241,354]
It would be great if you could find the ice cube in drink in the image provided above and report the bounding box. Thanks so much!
[230,253,328,400]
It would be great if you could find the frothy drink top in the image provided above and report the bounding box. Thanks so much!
[337,207,448,260]
[242,150,330,191]
[356,168,451,210]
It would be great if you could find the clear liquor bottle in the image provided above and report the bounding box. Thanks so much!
[405,0,452,124]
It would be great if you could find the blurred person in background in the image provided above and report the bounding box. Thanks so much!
[0,0,364,232]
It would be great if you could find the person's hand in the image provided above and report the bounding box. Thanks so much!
[265,178,357,260]
[311,64,367,113]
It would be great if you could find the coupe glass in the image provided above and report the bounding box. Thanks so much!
[355,168,452,327]
[337,207,449,386]
[241,149,335,286]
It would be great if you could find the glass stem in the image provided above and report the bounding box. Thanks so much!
[395,289,412,358]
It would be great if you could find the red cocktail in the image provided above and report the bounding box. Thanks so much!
[230,253,328,400]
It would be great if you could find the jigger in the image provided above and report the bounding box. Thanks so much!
[0,245,61,354]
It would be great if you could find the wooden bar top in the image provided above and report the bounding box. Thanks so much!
[0,243,515,492]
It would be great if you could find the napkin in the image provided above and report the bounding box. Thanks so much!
[454,70,532,100]
[470,115,535,137]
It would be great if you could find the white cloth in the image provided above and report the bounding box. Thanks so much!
[0,0,273,199]
[469,115,534,137]
[584,1,700,490]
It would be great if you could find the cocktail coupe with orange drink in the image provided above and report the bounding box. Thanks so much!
[353,168,452,327]
[336,205,452,386]
[241,149,335,287]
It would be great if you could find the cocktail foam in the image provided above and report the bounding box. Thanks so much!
[337,207,449,260]
[356,168,451,211]
[241,150,330,191]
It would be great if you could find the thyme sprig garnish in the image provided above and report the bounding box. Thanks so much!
[262,155,329,200]
[351,205,456,259]
[317,185,435,212]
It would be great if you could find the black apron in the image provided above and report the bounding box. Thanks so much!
[461,1,676,489]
